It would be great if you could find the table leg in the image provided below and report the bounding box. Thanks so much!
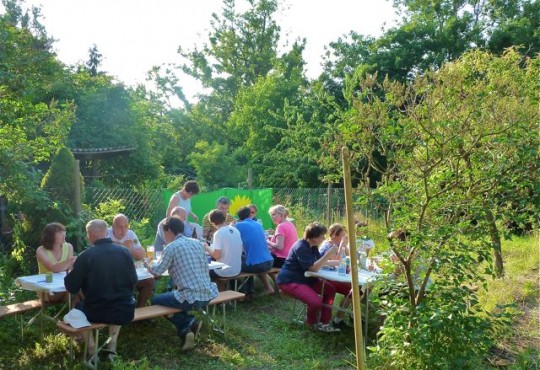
[364,286,369,342]
[319,279,326,325]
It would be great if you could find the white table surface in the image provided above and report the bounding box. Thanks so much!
[305,268,380,287]
[16,272,68,295]
[17,261,228,293]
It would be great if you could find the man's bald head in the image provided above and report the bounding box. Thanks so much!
[170,206,187,221]
[112,213,129,239]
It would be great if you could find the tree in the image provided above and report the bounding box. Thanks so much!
[188,140,244,189]
[330,50,538,366]
[85,44,103,76]
[41,147,84,211]
[0,6,75,204]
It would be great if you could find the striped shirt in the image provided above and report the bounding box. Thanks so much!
[152,235,218,304]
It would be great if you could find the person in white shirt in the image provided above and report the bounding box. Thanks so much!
[206,210,243,290]
[107,214,152,307]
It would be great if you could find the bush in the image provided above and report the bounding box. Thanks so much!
[41,147,84,211]
[368,281,512,370]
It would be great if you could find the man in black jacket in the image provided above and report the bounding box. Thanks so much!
[65,219,137,359]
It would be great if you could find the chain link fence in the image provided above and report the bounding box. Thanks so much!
[84,187,380,227]
[85,187,167,226]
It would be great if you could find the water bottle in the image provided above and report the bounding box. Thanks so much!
[345,257,351,274]
[358,251,367,270]
[338,252,347,276]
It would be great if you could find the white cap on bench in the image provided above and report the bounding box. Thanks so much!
[64,309,91,328]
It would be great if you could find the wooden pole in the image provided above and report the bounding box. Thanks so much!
[326,183,332,225]
[74,160,82,250]
[342,147,365,370]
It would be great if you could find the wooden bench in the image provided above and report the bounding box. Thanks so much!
[216,268,281,294]
[56,290,245,368]
[0,299,42,318]
[0,299,43,340]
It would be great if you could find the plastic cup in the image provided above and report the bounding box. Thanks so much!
[45,272,53,283]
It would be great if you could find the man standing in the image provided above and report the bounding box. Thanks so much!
[202,196,235,242]
[145,217,218,351]
[65,219,137,357]
[107,213,153,307]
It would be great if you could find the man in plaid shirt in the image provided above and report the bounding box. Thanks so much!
[145,216,218,350]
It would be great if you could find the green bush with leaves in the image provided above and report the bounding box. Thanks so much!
[40,147,84,211]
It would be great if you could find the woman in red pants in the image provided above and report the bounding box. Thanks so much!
[277,223,342,332]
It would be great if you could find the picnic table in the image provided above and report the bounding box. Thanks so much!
[305,266,381,339]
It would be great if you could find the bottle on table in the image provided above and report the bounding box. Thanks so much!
[338,252,347,276]
[358,251,367,270]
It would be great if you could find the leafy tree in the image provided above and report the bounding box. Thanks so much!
[331,50,537,366]
[85,44,103,76]
[0,5,75,204]
[41,147,84,211]
[188,140,244,189]
[486,0,540,56]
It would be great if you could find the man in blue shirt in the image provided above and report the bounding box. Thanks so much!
[234,206,274,296]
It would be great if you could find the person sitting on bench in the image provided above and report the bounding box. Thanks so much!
[206,210,243,291]
[235,206,275,296]
[36,222,76,303]
[145,216,218,351]
[65,219,137,359]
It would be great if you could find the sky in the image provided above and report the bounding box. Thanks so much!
[15,0,398,101]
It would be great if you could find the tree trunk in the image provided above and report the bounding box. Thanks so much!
[485,207,504,277]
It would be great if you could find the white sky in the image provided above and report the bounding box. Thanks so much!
[14,0,398,101]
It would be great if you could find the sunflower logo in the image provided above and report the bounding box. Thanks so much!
[229,195,252,215]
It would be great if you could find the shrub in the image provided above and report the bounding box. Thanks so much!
[41,147,84,211]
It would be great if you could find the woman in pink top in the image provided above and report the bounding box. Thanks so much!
[267,205,298,268]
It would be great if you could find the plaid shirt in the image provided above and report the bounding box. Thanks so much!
[152,235,218,304]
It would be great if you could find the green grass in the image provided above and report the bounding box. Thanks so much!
[0,232,537,369]
[477,232,539,369]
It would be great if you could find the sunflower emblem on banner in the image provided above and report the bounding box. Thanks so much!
[229,195,252,215]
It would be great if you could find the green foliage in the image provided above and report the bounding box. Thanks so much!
[41,147,84,211]
[130,218,154,247]
[325,49,539,366]
[369,282,511,369]
[188,141,244,189]
[94,199,125,225]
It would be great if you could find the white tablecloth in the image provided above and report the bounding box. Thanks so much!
[17,261,229,293]
[15,272,67,295]
[304,268,380,287]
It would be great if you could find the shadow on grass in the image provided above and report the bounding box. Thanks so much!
[0,294,359,369]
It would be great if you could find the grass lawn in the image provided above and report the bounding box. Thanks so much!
[0,233,537,369]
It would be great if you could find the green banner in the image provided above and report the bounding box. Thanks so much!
[163,188,274,229]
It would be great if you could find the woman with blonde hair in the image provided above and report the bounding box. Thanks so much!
[319,223,349,259]
[318,223,354,329]
[267,205,298,268]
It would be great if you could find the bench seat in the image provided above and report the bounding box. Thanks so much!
[0,299,42,318]
[216,268,281,293]
[133,305,180,321]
